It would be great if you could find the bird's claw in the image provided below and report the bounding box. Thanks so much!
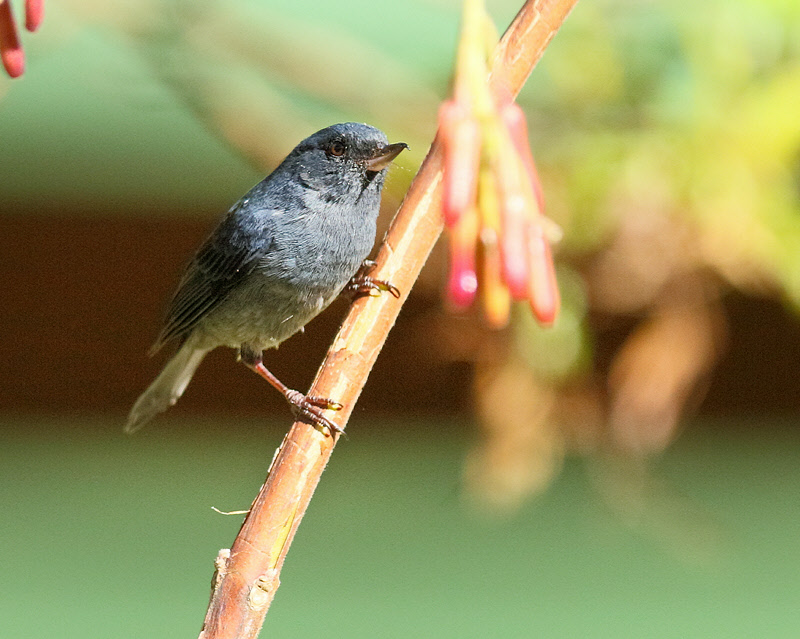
[285,390,343,435]
[347,276,401,298]
[305,395,344,411]
[346,260,401,299]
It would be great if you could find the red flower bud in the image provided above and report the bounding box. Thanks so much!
[501,101,544,213]
[493,143,531,300]
[499,193,531,300]
[448,265,479,309]
[0,0,24,78]
[25,0,44,32]
[447,207,480,309]
[439,100,482,228]
[527,225,560,326]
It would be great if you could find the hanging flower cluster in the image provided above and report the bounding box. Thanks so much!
[439,0,560,329]
[0,0,44,78]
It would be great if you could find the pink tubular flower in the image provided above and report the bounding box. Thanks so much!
[493,141,532,301]
[439,100,482,228]
[0,0,24,78]
[0,0,44,78]
[447,206,480,308]
[527,225,560,326]
[500,100,545,213]
[25,0,44,32]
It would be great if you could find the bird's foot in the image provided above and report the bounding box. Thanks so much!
[345,260,401,299]
[285,389,344,436]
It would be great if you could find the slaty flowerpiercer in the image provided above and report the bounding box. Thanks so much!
[125,123,407,434]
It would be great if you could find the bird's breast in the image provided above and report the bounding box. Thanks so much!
[195,210,375,352]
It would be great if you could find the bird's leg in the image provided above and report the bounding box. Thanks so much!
[344,259,401,299]
[239,346,343,435]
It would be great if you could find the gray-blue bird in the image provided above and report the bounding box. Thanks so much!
[125,123,407,434]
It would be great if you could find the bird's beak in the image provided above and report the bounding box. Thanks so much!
[365,142,408,172]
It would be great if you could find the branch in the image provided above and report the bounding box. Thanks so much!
[198,1,579,637]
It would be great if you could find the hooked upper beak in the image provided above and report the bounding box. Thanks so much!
[364,142,408,172]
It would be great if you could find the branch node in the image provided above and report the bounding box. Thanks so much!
[249,571,280,610]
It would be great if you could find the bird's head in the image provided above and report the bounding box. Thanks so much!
[280,123,407,203]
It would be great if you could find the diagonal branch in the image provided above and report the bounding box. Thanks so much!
[198,1,579,637]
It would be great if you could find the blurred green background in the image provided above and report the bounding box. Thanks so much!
[2,417,799,637]
[2,0,800,637]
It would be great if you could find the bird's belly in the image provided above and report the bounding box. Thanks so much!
[195,275,342,351]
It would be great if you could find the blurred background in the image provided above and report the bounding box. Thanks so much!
[2,0,800,636]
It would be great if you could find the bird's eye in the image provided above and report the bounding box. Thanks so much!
[328,141,346,157]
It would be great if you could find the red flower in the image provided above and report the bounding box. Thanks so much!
[438,0,560,328]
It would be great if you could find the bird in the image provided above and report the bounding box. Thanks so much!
[125,122,407,434]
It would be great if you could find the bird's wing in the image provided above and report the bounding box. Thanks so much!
[151,203,274,352]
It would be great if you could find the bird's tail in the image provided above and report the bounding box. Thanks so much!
[124,342,209,434]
